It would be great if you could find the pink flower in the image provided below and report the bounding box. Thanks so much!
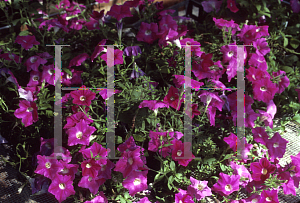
[290,0,300,13]
[187,177,212,200]
[245,106,260,128]
[27,71,42,87]
[49,146,72,163]
[136,22,159,44]
[117,136,139,154]
[69,18,86,30]
[227,0,239,13]
[148,131,173,158]
[272,70,290,94]
[84,19,100,30]
[135,197,151,203]
[68,53,89,68]
[0,52,22,63]
[138,100,169,111]
[70,86,96,106]
[252,78,279,103]
[114,148,145,178]
[122,170,148,196]
[237,24,258,44]
[212,173,240,196]
[14,100,39,127]
[220,44,237,64]
[173,75,204,90]
[41,64,55,85]
[259,189,279,203]
[171,139,194,167]
[266,132,288,162]
[230,161,252,187]
[84,191,108,203]
[63,112,93,129]
[48,175,75,203]
[252,127,269,145]
[67,119,96,146]
[25,55,47,72]
[57,161,79,180]
[98,89,122,100]
[158,15,178,33]
[244,194,261,203]
[163,86,184,111]
[91,39,107,62]
[250,158,276,181]
[95,0,109,3]
[253,38,270,56]
[61,69,83,86]
[81,158,101,178]
[80,142,109,166]
[175,189,194,203]
[97,159,115,180]
[213,18,240,35]
[201,0,222,13]
[34,155,64,180]
[15,35,40,50]
[89,10,105,21]
[246,66,269,83]
[253,25,269,38]
[180,38,202,57]
[248,53,268,71]
[100,49,124,66]
[107,4,133,21]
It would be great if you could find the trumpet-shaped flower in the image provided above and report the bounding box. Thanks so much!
[63,112,93,129]
[70,85,96,106]
[230,161,252,187]
[266,132,288,162]
[107,4,133,21]
[253,38,270,56]
[252,78,279,103]
[81,158,101,178]
[34,155,64,180]
[48,175,75,203]
[84,191,108,203]
[57,160,79,180]
[41,64,55,85]
[100,49,124,66]
[212,173,240,196]
[97,159,115,180]
[25,55,47,72]
[80,142,109,166]
[259,189,279,203]
[248,53,268,71]
[175,189,194,203]
[163,86,184,111]
[272,70,290,94]
[14,100,39,127]
[122,170,148,196]
[68,53,89,68]
[138,100,169,111]
[67,119,96,146]
[90,39,107,62]
[15,35,40,50]
[187,177,212,200]
[227,0,239,13]
[201,0,222,13]
[27,71,42,87]
[171,139,194,167]
[61,69,83,86]
[290,0,300,13]
[250,158,276,181]
[252,127,269,146]
[136,22,159,44]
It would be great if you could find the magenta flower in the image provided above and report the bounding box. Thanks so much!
[171,139,194,167]
[70,85,96,106]
[107,4,133,21]
[245,106,260,128]
[248,53,268,71]
[122,170,148,196]
[25,55,47,72]
[252,127,269,146]
[175,189,194,203]
[180,38,202,57]
[68,53,89,68]
[89,10,104,21]
[230,161,252,187]
[290,0,300,13]
[49,146,72,163]
[98,89,122,100]
[117,136,140,154]
[259,189,279,203]
[57,161,79,180]
[39,137,55,156]
[100,49,124,66]
[158,15,178,33]
[173,75,204,90]
[97,159,115,180]
[84,19,100,30]
[67,119,96,146]
[250,158,276,181]
[27,71,42,87]
[114,148,145,178]
[246,66,269,83]
[227,0,239,13]
[253,38,270,56]
[201,0,222,13]
[0,52,22,63]
[136,22,158,44]
[220,44,237,64]
[69,18,86,30]
[14,100,39,127]
[80,142,109,166]
[245,194,261,203]
[84,191,108,203]
[138,100,169,111]
[41,64,55,85]
[34,155,64,180]
[148,131,173,158]
[135,197,151,203]
[163,86,184,110]
[212,173,240,196]
[187,177,212,200]
[63,112,93,129]
[15,35,40,50]
[252,78,279,103]
[124,46,142,57]
[213,18,240,35]
[61,69,83,86]
[237,24,258,44]
[81,158,101,178]
[91,39,107,62]
[272,70,290,94]
[224,132,238,152]
[48,175,75,203]
[266,132,289,162]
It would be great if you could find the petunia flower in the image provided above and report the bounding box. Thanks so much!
[63,111,93,129]
[41,64,55,85]
[80,142,109,166]
[248,53,268,71]
[187,177,212,200]
[39,137,55,156]
[213,18,240,35]
[79,177,107,198]
[70,85,96,106]
[201,0,222,13]
[173,75,204,90]
[14,100,39,127]
[138,100,169,111]
[245,106,260,128]
[252,127,269,146]
[68,53,89,68]
[122,170,148,196]
[34,155,64,180]
[220,44,237,64]
[252,78,279,103]
[250,158,276,182]
[136,22,159,44]
[81,158,102,178]
[98,89,122,100]
[253,38,270,56]
[124,46,142,57]
[29,175,51,195]
[130,63,145,79]
[84,19,100,30]
[25,55,47,72]
[237,24,258,44]
[148,131,174,158]
[258,100,277,129]
[90,39,107,62]
[290,0,300,13]
[107,4,133,21]
[244,194,261,203]
[49,146,72,163]
[175,189,194,203]
[266,132,289,162]
[69,18,86,30]
[246,66,269,83]
[0,52,22,63]
[171,139,194,167]
[61,69,83,86]
[100,49,124,66]
[212,173,240,196]
[97,159,115,180]
[15,35,40,50]
[272,70,290,94]
[48,175,75,203]
[230,161,252,187]
[67,119,96,146]
[227,0,239,13]
[135,197,151,203]
[259,189,279,203]
[158,15,178,34]
[180,38,202,57]
[163,86,184,111]
[57,161,78,180]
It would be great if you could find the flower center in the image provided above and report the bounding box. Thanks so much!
[26,107,33,112]
[33,76,39,81]
[88,176,93,182]
[145,30,152,35]
[86,163,92,168]
[170,96,175,101]
[177,150,182,156]
[228,51,234,57]
[30,56,38,63]
[225,184,232,191]
[256,28,260,32]
[66,74,72,79]
[76,22,79,25]
[258,59,264,63]
[45,162,51,168]
[45,143,52,149]
[101,165,107,171]
[128,157,133,165]
[80,96,86,101]
[230,3,233,7]
[48,69,54,75]
[59,183,66,190]
[179,201,183,203]
[273,142,279,148]
[197,184,204,191]
[257,46,260,50]
[252,74,256,80]
[76,132,83,139]
[290,171,295,177]
[260,86,267,91]
[266,197,272,202]
[252,198,258,203]
[61,167,69,174]
[133,178,141,185]
[262,168,268,175]
[186,41,191,45]
[245,34,249,38]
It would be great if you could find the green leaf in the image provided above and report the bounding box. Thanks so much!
[292,114,300,124]
[116,136,122,144]
[255,4,261,11]
[170,161,175,172]
[220,163,226,171]
[280,66,294,74]
[12,19,20,26]
[222,154,233,161]
[290,38,300,49]
[133,134,144,142]
[124,192,130,199]
[284,37,288,47]
[154,173,164,182]
[175,173,182,179]
[62,68,72,77]
[61,53,72,61]
[203,157,216,164]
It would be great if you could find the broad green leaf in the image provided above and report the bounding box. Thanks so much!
[170,161,175,172]
[284,37,288,47]
[292,114,300,124]
[280,66,294,74]
[290,38,300,49]
[203,157,216,164]
[62,68,72,77]
[220,163,226,171]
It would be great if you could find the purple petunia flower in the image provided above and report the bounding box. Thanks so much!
[78,175,106,195]
[29,175,51,195]
[34,155,64,180]
[27,71,42,87]
[70,85,96,106]
[187,177,212,200]
[163,86,184,111]
[136,22,159,44]
[259,189,279,203]
[124,46,142,57]
[90,39,107,62]
[63,111,93,130]
[138,100,169,111]
[290,0,300,13]
[14,100,39,127]
[48,175,75,203]
[100,49,124,66]
[15,35,40,50]
[201,0,222,13]
[57,160,79,180]
[67,119,96,146]
[80,142,110,166]
[81,158,101,178]
[250,158,276,182]
[0,52,22,63]
[107,4,133,22]
[212,173,240,196]
[130,63,145,79]
[84,191,108,203]
[68,53,89,68]
[41,64,55,86]
[272,70,290,94]
[266,132,289,162]
[175,189,194,203]
[61,69,83,86]
[122,170,148,196]
[230,161,252,187]
[252,78,279,103]
[253,38,270,56]
[25,55,47,72]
